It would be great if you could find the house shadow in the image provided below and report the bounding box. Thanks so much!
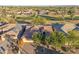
[24,26,39,40]
[35,45,63,54]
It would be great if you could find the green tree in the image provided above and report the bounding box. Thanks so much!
[67,31,79,48]
[60,7,68,20]
[32,32,42,46]
[68,7,75,20]
[32,15,46,25]
[50,31,67,50]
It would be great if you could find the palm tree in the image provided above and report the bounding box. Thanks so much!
[32,32,41,46]
[32,31,49,53]
[50,31,67,51]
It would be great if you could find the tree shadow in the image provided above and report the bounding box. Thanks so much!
[0,27,15,35]
[3,27,15,33]
[35,45,63,54]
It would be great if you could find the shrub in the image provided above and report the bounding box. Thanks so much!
[67,30,79,48]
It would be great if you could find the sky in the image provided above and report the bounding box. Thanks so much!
[0,0,79,6]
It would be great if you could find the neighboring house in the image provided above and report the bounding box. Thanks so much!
[44,25,54,32]
[24,25,54,40]
[61,23,76,34]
